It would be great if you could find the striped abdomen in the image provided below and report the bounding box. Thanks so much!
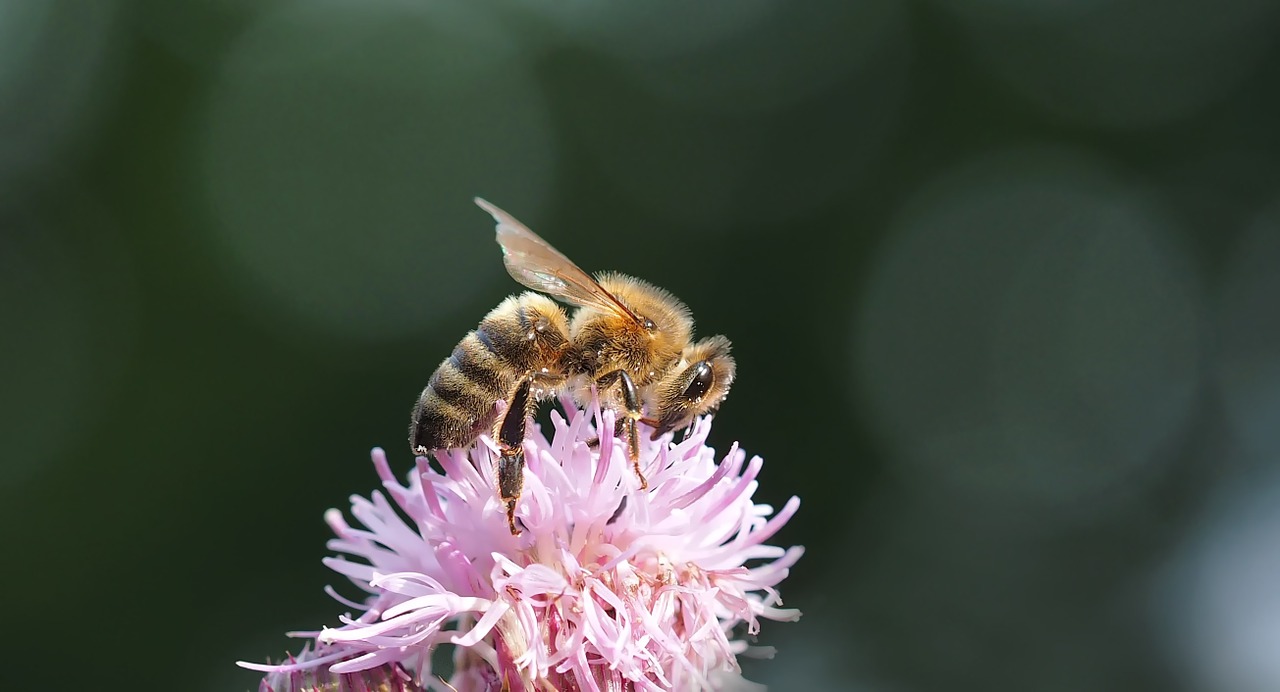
[410,293,569,455]
[410,330,511,452]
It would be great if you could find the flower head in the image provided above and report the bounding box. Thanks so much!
[242,397,802,691]
[255,644,422,692]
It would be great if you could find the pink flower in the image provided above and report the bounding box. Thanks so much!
[241,398,802,691]
[254,644,422,692]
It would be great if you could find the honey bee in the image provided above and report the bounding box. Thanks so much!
[410,199,736,534]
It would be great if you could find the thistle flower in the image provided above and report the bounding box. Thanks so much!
[256,644,422,692]
[242,397,803,691]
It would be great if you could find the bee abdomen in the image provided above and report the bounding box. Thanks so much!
[444,330,509,398]
[410,330,511,452]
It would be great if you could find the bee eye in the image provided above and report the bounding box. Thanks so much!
[682,361,714,401]
[642,317,656,331]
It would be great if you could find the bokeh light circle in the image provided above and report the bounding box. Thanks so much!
[855,148,1203,518]
[199,0,557,342]
[1157,470,1280,692]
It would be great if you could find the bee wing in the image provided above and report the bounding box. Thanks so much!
[475,198,640,322]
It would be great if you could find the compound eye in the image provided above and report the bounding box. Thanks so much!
[683,361,714,401]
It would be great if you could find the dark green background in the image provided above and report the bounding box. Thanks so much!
[4,1,1280,690]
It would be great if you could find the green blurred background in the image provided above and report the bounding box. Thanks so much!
[4,0,1280,690]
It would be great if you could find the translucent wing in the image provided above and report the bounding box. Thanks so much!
[475,198,639,322]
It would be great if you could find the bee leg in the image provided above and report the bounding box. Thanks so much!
[495,376,534,535]
[615,370,648,491]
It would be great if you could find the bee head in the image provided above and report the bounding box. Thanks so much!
[649,335,735,438]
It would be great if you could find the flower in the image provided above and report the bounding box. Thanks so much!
[255,644,423,692]
[241,397,803,691]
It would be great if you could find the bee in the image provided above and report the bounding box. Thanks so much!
[410,199,736,534]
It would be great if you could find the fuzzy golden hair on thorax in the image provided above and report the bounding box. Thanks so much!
[567,272,693,384]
